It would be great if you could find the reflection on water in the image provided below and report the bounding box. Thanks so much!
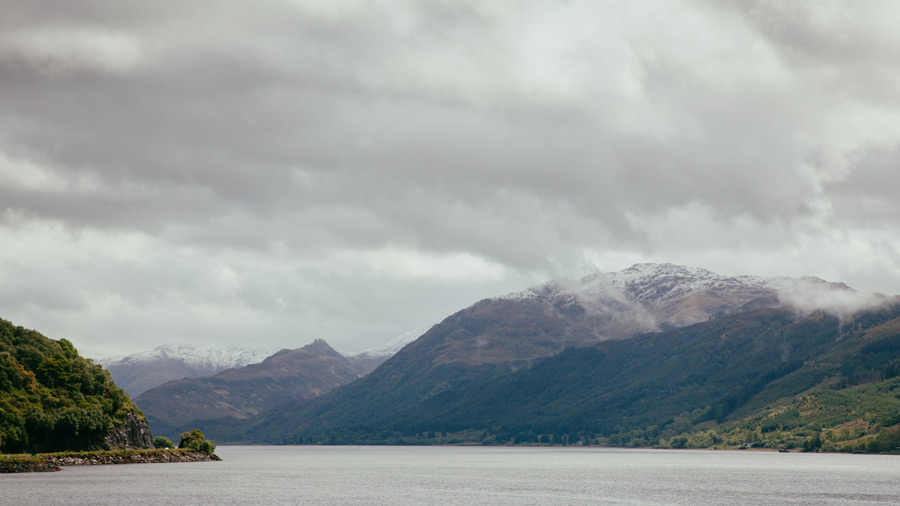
[3,446,899,505]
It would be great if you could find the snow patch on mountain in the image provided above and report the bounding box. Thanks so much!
[496,263,891,331]
[346,324,432,358]
[97,344,274,370]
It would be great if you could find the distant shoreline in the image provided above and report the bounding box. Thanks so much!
[0,448,221,473]
[212,442,900,455]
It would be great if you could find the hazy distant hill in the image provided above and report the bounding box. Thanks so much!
[135,340,376,439]
[100,330,423,398]
[98,345,275,397]
[198,264,898,451]
[0,318,152,453]
[342,325,425,376]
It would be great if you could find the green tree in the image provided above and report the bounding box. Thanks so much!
[36,354,70,388]
[154,436,175,449]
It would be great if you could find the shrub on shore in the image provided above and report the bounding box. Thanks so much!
[179,429,216,455]
[153,436,175,449]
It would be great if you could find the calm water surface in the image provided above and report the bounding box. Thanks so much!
[3,446,899,505]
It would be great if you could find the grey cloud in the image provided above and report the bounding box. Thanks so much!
[2,0,900,356]
[829,146,900,226]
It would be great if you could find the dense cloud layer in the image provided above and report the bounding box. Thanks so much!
[2,1,900,356]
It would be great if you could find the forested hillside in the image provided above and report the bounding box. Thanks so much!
[0,318,152,453]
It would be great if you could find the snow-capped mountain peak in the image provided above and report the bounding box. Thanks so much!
[98,344,274,370]
[97,344,277,396]
[497,263,888,333]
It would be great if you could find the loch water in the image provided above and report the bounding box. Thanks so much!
[3,446,900,505]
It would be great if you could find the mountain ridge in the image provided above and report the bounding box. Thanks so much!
[97,344,275,370]
[195,263,898,449]
[134,339,378,439]
[499,263,882,332]
[239,301,900,448]
[99,328,427,398]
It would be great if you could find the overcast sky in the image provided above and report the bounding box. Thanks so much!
[3,0,900,358]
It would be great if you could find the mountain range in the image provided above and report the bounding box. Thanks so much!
[100,330,422,399]
[65,262,899,453]
[178,263,899,452]
[133,339,400,439]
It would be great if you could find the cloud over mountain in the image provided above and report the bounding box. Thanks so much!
[2,1,900,356]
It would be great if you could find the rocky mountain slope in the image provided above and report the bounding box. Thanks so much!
[98,345,275,397]
[134,340,372,439]
[390,263,879,369]
[0,317,152,453]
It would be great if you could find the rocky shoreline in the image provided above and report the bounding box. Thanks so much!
[1,449,220,473]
